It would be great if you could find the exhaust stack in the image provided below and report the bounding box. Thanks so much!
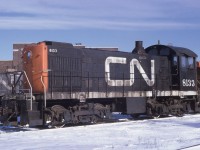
[132,41,145,54]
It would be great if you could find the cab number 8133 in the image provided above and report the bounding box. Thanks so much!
[182,79,195,87]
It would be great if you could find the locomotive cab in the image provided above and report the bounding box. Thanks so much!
[145,45,197,92]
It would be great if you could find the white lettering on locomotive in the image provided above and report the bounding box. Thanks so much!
[182,79,195,87]
[105,57,155,86]
[49,49,58,53]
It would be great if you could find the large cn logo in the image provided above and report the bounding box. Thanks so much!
[105,57,155,86]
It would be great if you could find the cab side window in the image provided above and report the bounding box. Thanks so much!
[181,56,187,68]
[188,57,194,69]
[173,56,178,66]
[181,55,194,69]
[172,56,178,74]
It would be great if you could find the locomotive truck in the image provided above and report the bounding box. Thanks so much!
[0,41,200,127]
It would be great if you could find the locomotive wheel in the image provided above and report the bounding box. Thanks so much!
[51,105,67,128]
[44,108,54,128]
[93,103,107,122]
[44,105,67,128]
[91,115,98,124]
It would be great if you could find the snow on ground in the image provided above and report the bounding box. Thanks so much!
[1,114,200,150]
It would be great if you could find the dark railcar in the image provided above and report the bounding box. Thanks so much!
[1,41,200,127]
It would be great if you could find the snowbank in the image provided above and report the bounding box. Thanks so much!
[1,114,200,150]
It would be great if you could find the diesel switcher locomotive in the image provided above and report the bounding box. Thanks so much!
[0,41,200,127]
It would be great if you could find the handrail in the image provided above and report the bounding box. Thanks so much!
[40,76,46,108]
[23,71,33,110]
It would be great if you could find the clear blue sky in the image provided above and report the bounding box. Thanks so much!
[0,0,200,60]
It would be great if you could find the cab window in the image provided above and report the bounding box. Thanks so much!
[160,48,170,56]
[181,56,187,68]
[148,48,158,55]
[188,57,194,69]
[181,55,194,69]
[173,56,178,66]
[172,56,178,74]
